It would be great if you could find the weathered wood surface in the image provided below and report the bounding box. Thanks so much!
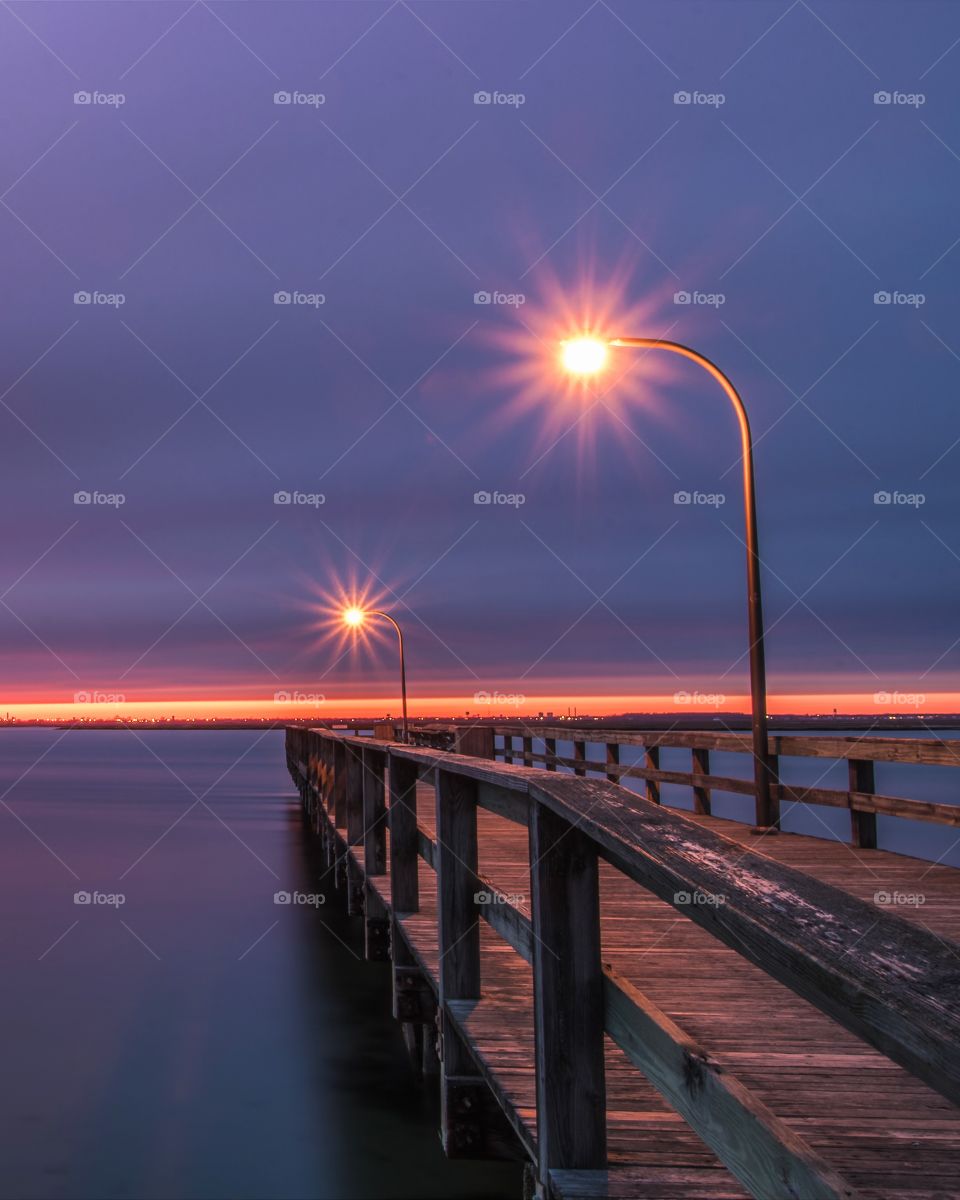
[286,729,960,1200]
[389,796,960,1199]
[483,739,960,830]
[486,724,960,767]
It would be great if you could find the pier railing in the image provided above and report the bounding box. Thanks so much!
[407,722,960,846]
[286,724,960,1200]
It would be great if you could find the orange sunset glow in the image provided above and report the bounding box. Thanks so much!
[2,691,956,722]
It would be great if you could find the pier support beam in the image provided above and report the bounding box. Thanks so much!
[529,803,607,1184]
[436,768,483,1157]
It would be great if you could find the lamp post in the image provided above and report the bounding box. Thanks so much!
[343,607,409,743]
[561,335,776,830]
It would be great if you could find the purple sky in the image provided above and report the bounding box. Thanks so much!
[1,0,958,710]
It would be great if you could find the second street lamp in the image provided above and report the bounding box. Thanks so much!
[561,335,777,830]
[343,607,409,743]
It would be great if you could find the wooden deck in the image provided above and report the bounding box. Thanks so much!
[286,727,960,1200]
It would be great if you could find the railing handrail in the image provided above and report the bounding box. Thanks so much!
[293,727,960,1103]
[403,722,960,844]
[287,725,960,1200]
[419,721,960,766]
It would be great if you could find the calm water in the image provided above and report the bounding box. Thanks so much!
[0,730,519,1200]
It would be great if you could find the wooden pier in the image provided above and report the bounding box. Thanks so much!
[285,723,960,1200]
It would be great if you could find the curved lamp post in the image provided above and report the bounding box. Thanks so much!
[561,336,776,830]
[343,607,409,743]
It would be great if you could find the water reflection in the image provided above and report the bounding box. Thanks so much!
[0,730,519,1200]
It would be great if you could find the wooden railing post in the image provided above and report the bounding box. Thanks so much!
[361,746,389,960]
[343,742,365,914]
[333,739,348,829]
[849,758,878,849]
[692,746,711,815]
[645,744,661,804]
[522,735,533,766]
[573,739,587,777]
[502,734,513,764]
[605,742,620,784]
[436,768,481,1000]
[362,747,387,875]
[529,799,606,1180]
[436,767,483,1155]
[345,744,364,846]
[454,725,495,758]
[763,749,782,831]
[389,754,420,915]
[544,736,557,771]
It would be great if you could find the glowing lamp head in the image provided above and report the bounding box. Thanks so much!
[343,607,366,628]
[561,337,609,376]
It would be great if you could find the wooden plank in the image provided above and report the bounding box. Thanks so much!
[550,1166,748,1199]
[603,967,859,1200]
[776,784,960,827]
[361,746,387,875]
[389,753,420,913]
[477,780,529,826]
[529,802,607,1177]
[417,828,437,871]
[528,773,960,1109]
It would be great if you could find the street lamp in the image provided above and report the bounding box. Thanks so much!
[343,607,409,743]
[561,335,777,830]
